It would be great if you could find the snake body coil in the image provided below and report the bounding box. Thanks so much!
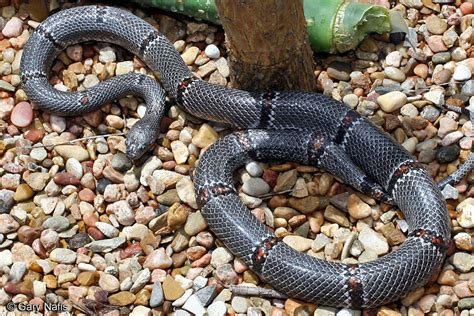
[21,6,450,308]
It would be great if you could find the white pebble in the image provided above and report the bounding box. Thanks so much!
[30,147,48,161]
[99,47,116,63]
[66,158,83,179]
[453,64,472,81]
[50,114,66,133]
[245,161,263,177]
[137,104,147,118]
[204,44,220,59]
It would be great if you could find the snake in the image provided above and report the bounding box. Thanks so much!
[20,5,462,309]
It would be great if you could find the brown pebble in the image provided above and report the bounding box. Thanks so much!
[78,188,95,202]
[83,212,99,227]
[186,245,207,261]
[24,128,45,143]
[268,195,288,208]
[102,165,124,183]
[77,271,100,286]
[437,269,458,286]
[18,226,42,245]
[53,172,81,185]
[191,253,211,268]
[172,251,187,268]
[262,169,278,187]
[120,243,143,259]
[87,227,104,240]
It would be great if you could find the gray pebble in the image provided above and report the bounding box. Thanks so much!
[245,161,263,177]
[0,189,14,214]
[436,145,460,163]
[68,233,92,250]
[85,237,126,252]
[420,105,441,122]
[150,281,164,307]
[461,80,474,97]
[242,177,270,196]
[112,153,132,173]
[9,262,26,282]
[195,285,218,307]
[432,52,451,64]
[42,216,70,232]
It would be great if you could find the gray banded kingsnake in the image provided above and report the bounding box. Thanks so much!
[20,5,471,308]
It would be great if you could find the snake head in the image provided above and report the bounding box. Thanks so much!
[125,119,159,160]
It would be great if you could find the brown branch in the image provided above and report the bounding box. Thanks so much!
[229,285,288,299]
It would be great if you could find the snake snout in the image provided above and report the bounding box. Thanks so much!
[126,121,158,160]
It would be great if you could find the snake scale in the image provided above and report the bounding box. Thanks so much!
[20,5,454,309]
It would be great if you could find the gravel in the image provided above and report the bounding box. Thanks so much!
[0,1,472,315]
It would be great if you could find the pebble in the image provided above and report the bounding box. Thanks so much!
[451,252,474,272]
[150,281,164,307]
[111,152,132,172]
[0,79,14,93]
[242,177,271,196]
[116,61,134,75]
[428,35,448,53]
[245,161,263,177]
[182,47,200,65]
[456,198,474,228]
[211,247,234,267]
[232,296,249,314]
[347,194,372,219]
[436,144,460,163]
[192,123,218,148]
[108,291,136,306]
[462,80,474,96]
[131,306,151,316]
[82,74,100,88]
[176,177,198,209]
[55,145,90,162]
[49,248,76,264]
[10,102,33,127]
[426,15,448,35]
[283,235,313,252]
[458,298,474,310]
[42,216,69,232]
[204,44,220,59]
[327,62,351,81]
[99,47,116,63]
[29,147,47,161]
[2,17,22,38]
[182,294,206,315]
[0,189,14,214]
[143,248,173,269]
[152,169,184,188]
[184,211,208,236]
[385,51,401,67]
[65,158,83,179]
[453,64,472,81]
[377,91,407,112]
[358,227,389,255]
[208,301,227,316]
[384,67,406,82]
[95,222,120,238]
[163,275,185,300]
[66,45,83,61]
[85,236,126,252]
[314,307,337,316]
[432,52,451,64]
[107,200,135,226]
[50,114,66,132]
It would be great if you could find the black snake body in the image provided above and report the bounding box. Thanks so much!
[20,5,452,309]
